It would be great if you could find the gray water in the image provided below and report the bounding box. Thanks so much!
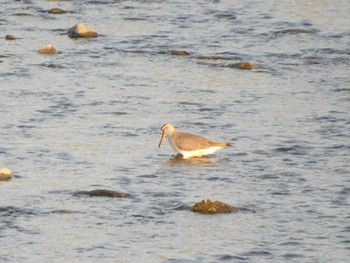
[1,0,350,262]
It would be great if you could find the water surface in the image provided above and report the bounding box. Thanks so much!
[1,0,349,262]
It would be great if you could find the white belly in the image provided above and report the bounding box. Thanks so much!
[168,138,222,159]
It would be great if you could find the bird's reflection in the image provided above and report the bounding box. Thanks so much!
[165,154,220,166]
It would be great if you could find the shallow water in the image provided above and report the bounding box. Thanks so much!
[1,0,350,262]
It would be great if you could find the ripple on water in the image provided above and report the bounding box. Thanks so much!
[273,144,313,156]
[0,206,38,234]
[216,254,248,261]
[1,0,349,261]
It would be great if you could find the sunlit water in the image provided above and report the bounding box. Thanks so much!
[1,0,349,262]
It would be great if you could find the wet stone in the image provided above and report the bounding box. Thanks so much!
[0,167,14,181]
[51,209,77,214]
[12,13,32,17]
[191,199,241,214]
[46,63,62,68]
[48,8,67,14]
[167,50,190,56]
[67,23,98,38]
[38,44,59,55]
[238,62,257,70]
[225,62,258,70]
[5,34,16,40]
[197,55,228,60]
[74,189,128,198]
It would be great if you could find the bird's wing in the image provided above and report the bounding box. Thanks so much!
[175,133,213,151]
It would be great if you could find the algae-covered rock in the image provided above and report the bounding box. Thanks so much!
[192,199,241,214]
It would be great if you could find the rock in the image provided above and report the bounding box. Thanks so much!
[197,55,227,60]
[38,44,59,55]
[225,62,258,70]
[5,34,16,40]
[167,50,190,56]
[67,23,98,38]
[0,167,14,181]
[51,209,77,214]
[74,189,128,198]
[48,8,67,14]
[191,199,241,214]
[238,62,257,70]
[46,63,62,68]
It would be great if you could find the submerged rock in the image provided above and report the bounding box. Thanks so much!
[191,199,241,214]
[46,63,62,68]
[74,189,128,198]
[38,44,59,55]
[197,55,227,60]
[238,62,258,70]
[5,34,16,40]
[67,23,98,38]
[167,50,190,56]
[225,62,258,70]
[48,8,67,14]
[0,167,14,181]
[51,209,77,214]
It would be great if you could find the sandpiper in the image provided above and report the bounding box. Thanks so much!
[158,123,232,159]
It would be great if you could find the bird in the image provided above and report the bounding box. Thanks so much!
[158,123,232,159]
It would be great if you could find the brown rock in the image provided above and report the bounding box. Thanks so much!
[239,62,257,70]
[5,34,16,40]
[74,189,128,198]
[46,63,61,68]
[167,50,190,56]
[38,44,59,55]
[67,23,98,38]
[225,62,258,70]
[191,199,241,214]
[48,8,67,14]
[0,167,14,181]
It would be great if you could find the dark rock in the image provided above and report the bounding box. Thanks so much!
[113,111,127,115]
[191,199,241,214]
[5,34,16,40]
[74,189,128,198]
[51,209,77,214]
[46,63,62,68]
[197,55,228,60]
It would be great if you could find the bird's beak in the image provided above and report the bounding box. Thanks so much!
[158,131,166,148]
